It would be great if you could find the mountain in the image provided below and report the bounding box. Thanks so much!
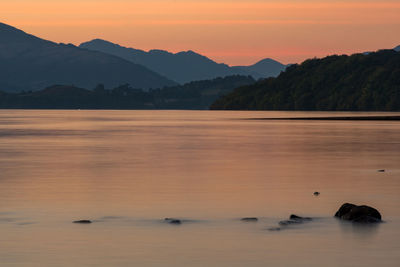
[231,58,287,78]
[211,50,400,111]
[0,75,255,109]
[79,39,286,83]
[394,45,400,52]
[0,22,176,92]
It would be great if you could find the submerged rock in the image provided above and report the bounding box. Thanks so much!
[279,214,312,225]
[240,217,258,222]
[268,214,313,230]
[268,227,281,231]
[73,220,92,224]
[335,203,382,223]
[164,218,182,224]
[290,214,312,221]
[279,220,300,226]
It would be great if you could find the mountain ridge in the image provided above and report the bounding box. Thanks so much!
[79,39,287,83]
[0,22,176,92]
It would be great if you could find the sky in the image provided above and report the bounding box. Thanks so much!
[2,0,400,65]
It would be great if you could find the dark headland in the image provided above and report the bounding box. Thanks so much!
[244,115,400,121]
[211,49,400,111]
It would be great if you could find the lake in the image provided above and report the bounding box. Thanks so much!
[0,110,399,266]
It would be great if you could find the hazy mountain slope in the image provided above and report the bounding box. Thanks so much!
[211,50,400,111]
[0,75,255,109]
[79,39,286,83]
[394,45,400,52]
[0,23,176,92]
[151,75,255,109]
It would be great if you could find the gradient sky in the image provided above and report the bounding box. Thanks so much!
[2,0,399,65]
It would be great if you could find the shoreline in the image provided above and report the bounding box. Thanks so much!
[243,116,400,121]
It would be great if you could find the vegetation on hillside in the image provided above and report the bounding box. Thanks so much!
[211,50,400,111]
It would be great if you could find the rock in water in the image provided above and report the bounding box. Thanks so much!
[279,214,312,225]
[289,214,312,221]
[313,191,320,196]
[164,218,182,224]
[335,203,382,223]
[240,217,258,222]
[268,227,281,231]
[334,203,356,217]
[73,220,92,224]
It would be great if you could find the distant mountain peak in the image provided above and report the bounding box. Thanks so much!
[252,58,284,66]
[149,49,170,55]
[180,50,197,55]
[231,57,287,79]
[394,45,400,52]
[81,38,121,48]
[89,38,110,43]
[255,58,275,63]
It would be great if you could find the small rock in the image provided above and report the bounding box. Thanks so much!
[240,217,258,222]
[377,169,385,172]
[268,227,281,231]
[290,214,312,221]
[73,220,92,224]
[164,218,182,224]
[313,191,320,196]
[279,214,312,225]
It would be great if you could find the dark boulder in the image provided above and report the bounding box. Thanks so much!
[335,203,381,223]
[335,203,357,218]
[313,191,320,196]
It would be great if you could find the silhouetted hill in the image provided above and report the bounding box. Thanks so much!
[0,75,255,109]
[0,22,176,92]
[231,58,287,78]
[79,39,286,83]
[211,50,400,111]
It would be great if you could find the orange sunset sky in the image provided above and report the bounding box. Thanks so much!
[2,0,399,65]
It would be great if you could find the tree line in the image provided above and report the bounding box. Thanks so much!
[0,75,255,109]
[211,50,400,111]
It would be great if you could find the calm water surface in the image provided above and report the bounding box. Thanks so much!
[0,110,399,266]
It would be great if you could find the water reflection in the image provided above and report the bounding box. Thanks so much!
[0,110,399,266]
[338,219,381,239]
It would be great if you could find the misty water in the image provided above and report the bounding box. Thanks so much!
[0,110,399,267]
